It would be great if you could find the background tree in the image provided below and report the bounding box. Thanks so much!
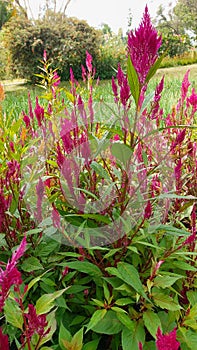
[0,1,13,29]
[173,0,197,39]
[154,3,192,57]
[2,11,101,80]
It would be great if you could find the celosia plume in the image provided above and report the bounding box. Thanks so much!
[128,5,162,85]
[156,327,180,350]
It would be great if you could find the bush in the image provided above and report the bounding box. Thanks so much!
[2,12,101,81]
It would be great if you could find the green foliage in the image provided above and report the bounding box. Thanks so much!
[0,10,197,350]
[2,12,101,81]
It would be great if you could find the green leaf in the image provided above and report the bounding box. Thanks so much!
[103,281,110,302]
[116,312,135,331]
[111,143,133,166]
[140,90,155,113]
[65,261,102,278]
[4,299,23,330]
[90,161,110,179]
[90,310,123,335]
[21,257,43,272]
[71,328,84,350]
[153,292,181,311]
[172,261,196,272]
[59,323,72,350]
[121,320,145,350]
[154,275,182,288]
[187,291,197,306]
[145,52,166,84]
[36,289,67,314]
[117,262,149,300]
[82,338,100,350]
[86,309,107,333]
[178,328,197,350]
[143,310,162,339]
[127,56,140,106]
[115,298,134,306]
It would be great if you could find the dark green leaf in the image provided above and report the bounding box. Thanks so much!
[127,56,140,106]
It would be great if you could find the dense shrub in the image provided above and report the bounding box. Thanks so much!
[2,12,101,81]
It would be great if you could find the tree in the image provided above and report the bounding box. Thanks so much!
[0,1,12,29]
[154,3,192,57]
[173,0,197,39]
[2,12,101,80]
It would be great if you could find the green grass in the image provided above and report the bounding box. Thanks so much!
[2,64,197,119]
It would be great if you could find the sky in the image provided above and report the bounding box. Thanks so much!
[26,0,177,34]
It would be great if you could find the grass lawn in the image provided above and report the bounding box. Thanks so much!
[2,64,197,119]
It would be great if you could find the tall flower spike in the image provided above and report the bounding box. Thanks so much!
[128,5,162,85]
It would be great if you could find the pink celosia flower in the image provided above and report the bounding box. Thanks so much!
[34,97,44,127]
[86,51,92,73]
[156,327,180,350]
[138,342,143,350]
[0,237,26,312]
[0,328,9,350]
[43,50,47,62]
[128,5,162,85]
[150,76,164,119]
[181,70,190,102]
[144,200,152,220]
[52,206,60,229]
[117,63,125,86]
[25,304,50,338]
[52,70,60,87]
[81,65,86,82]
[187,88,197,114]
[112,76,119,103]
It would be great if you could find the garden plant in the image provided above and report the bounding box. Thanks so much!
[0,5,197,350]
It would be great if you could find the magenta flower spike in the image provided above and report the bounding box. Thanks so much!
[156,327,180,350]
[86,51,93,74]
[128,5,162,85]
[0,237,26,312]
[52,70,60,87]
[0,328,9,350]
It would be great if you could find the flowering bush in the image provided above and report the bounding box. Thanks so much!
[0,6,197,350]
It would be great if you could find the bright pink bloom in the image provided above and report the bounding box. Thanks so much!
[52,206,60,229]
[171,129,186,151]
[138,342,143,350]
[181,70,190,102]
[23,113,31,128]
[25,304,50,338]
[112,76,118,103]
[53,70,60,87]
[0,328,9,350]
[117,63,125,86]
[120,77,130,106]
[187,88,197,114]
[81,65,86,82]
[34,97,44,127]
[0,237,26,312]
[156,327,180,350]
[43,50,47,62]
[86,51,92,73]
[144,200,152,220]
[150,76,164,119]
[128,5,162,85]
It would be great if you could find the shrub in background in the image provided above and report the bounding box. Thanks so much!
[2,11,101,81]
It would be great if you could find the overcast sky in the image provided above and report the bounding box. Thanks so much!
[27,0,177,34]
